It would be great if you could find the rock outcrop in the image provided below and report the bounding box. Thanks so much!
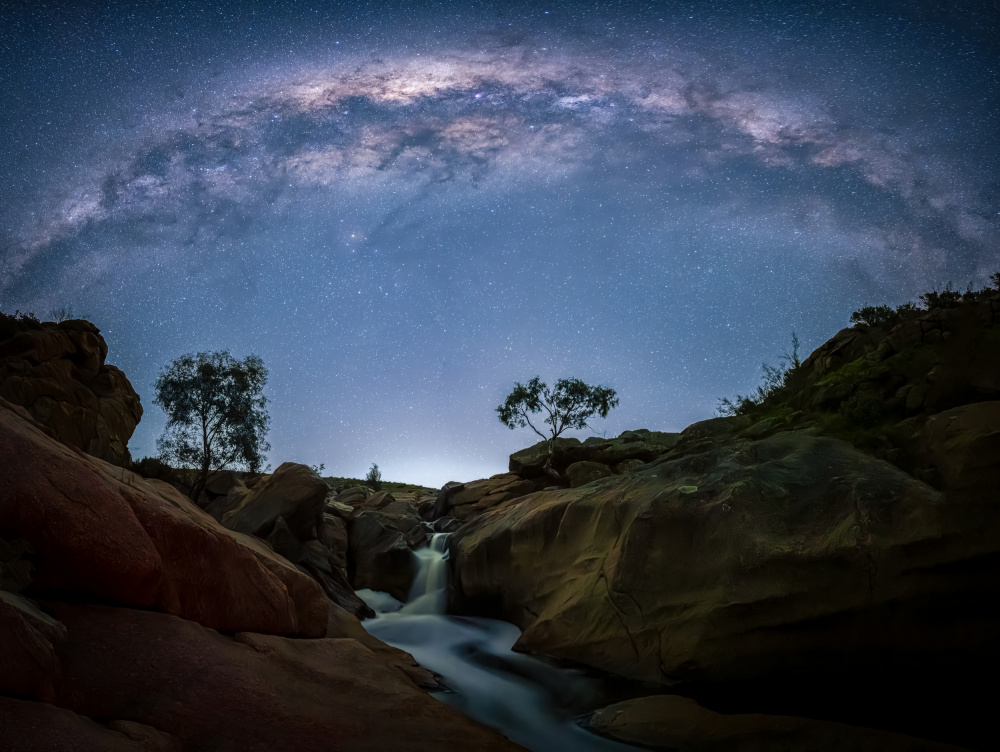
[340,489,429,600]
[454,429,975,684]
[448,297,1000,750]
[0,319,142,465]
[508,429,681,481]
[0,395,523,751]
[202,464,371,617]
[0,397,329,637]
[433,473,542,520]
[429,430,681,526]
[790,295,1000,421]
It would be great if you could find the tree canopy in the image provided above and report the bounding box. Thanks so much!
[154,351,270,499]
[497,377,618,472]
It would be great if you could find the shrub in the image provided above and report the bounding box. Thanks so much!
[718,333,801,416]
[850,305,901,329]
[841,387,885,428]
[0,310,41,340]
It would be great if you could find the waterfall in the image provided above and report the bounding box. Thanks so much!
[401,532,450,615]
[358,529,643,751]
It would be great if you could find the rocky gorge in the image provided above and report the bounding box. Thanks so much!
[1,294,998,750]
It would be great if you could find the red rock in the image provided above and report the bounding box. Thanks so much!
[50,602,523,752]
[0,399,327,637]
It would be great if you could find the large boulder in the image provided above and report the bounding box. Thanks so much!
[0,398,328,637]
[203,463,370,617]
[336,485,371,507]
[0,319,142,465]
[45,603,522,752]
[453,428,999,685]
[220,462,328,540]
[348,507,423,600]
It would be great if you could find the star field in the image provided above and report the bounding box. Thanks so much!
[1,1,997,485]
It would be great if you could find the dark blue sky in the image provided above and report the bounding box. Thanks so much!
[2,1,997,485]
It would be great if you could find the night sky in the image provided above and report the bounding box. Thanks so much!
[2,1,997,486]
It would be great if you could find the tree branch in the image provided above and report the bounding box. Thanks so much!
[519,409,548,442]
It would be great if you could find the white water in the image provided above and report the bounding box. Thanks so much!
[357,533,643,752]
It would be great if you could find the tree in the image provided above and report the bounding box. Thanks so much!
[154,351,270,500]
[496,377,619,478]
[47,306,76,323]
[365,463,382,491]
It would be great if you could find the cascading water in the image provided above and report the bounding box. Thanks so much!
[357,532,643,752]
[403,532,451,614]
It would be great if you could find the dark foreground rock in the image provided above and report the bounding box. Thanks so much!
[33,602,522,752]
[508,429,680,481]
[586,695,970,752]
[0,696,180,752]
[0,397,328,637]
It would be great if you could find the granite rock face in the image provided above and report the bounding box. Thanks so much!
[0,319,142,465]
[508,429,680,480]
[0,397,329,637]
[337,488,431,600]
[454,429,973,684]
[41,603,523,752]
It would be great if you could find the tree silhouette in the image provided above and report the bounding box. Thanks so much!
[365,462,383,491]
[154,351,270,500]
[497,377,618,478]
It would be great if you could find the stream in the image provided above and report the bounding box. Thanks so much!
[358,533,644,752]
